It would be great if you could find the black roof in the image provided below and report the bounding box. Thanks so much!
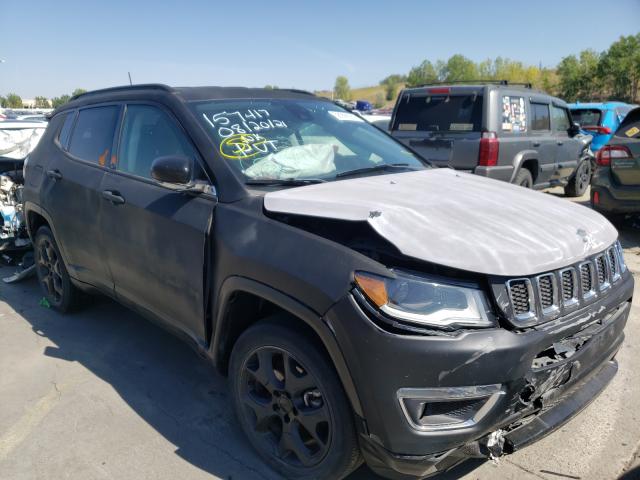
[62,84,319,108]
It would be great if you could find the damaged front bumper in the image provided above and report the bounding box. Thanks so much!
[324,270,633,479]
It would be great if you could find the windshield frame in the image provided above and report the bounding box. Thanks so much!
[188,97,430,187]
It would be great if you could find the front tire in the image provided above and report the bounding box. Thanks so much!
[564,159,592,197]
[34,226,82,312]
[229,318,362,479]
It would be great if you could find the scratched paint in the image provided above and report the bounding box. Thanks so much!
[264,169,618,277]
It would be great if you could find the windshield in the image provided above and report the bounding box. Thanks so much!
[570,108,602,127]
[393,93,483,132]
[190,99,426,182]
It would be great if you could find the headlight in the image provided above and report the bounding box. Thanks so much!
[354,270,494,329]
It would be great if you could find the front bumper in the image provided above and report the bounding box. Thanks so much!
[324,271,633,479]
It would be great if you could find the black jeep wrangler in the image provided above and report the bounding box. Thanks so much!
[23,85,632,479]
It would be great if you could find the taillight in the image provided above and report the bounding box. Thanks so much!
[478,131,499,167]
[583,125,612,135]
[596,145,632,166]
[428,87,450,94]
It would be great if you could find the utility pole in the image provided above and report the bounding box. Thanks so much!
[128,72,133,86]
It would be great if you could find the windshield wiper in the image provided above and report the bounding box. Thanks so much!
[245,178,327,186]
[336,163,419,179]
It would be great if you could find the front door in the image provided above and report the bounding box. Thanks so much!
[551,105,581,179]
[99,104,216,340]
[529,101,556,184]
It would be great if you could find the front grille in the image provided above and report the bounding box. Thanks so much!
[580,263,593,293]
[596,255,607,286]
[505,242,624,326]
[538,274,555,310]
[608,247,620,281]
[508,280,531,316]
[561,270,573,300]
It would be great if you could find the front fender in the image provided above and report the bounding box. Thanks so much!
[210,275,364,416]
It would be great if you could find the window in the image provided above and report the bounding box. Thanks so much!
[393,94,483,132]
[68,106,120,165]
[118,105,196,179]
[531,103,550,131]
[570,108,601,127]
[57,111,75,149]
[501,96,527,132]
[552,106,571,132]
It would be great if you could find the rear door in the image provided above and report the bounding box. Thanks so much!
[609,108,640,186]
[391,89,482,169]
[98,103,216,340]
[41,105,120,290]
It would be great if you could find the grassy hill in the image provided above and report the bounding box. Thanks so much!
[314,84,404,109]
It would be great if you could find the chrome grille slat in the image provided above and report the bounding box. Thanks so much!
[505,242,623,326]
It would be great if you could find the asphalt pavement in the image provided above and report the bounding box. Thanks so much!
[0,188,639,480]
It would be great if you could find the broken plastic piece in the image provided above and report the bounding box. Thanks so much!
[39,297,51,308]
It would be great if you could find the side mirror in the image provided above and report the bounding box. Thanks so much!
[151,155,192,185]
[569,122,581,136]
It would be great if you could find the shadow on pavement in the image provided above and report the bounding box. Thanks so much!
[0,270,490,480]
[0,272,278,480]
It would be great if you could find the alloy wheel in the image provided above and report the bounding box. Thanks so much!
[577,161,592,193]
[240,346,332,468]
[36,238,64,303]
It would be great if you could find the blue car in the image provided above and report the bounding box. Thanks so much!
[569,101,637,151]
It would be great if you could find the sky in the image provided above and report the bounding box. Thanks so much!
[1,0,639,98]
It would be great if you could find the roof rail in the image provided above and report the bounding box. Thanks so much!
[70,84,174,101]
[414,80,533,89]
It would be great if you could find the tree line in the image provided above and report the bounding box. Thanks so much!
[333,33,639,105]
[0,89,87,109]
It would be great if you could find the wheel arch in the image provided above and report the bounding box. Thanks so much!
[210,275,364,417]
[510,150,539,184]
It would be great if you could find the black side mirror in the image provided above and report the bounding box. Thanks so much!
[151,155,192,185]
[569,122,581,136]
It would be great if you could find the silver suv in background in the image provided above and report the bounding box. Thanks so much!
[389,81,594,196]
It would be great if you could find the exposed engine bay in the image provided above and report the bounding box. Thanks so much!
[0,121,47,283]
[0,160,35,283]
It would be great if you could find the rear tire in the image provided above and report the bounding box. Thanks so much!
[564,159,592,197]
[229,318,362,479]
[34,226,82,312]
[513,168,533,188]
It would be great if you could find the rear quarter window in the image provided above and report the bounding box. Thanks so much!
[615,109,640,139]
[68,106,120,166]
[393,93,483,132]
[57,111,76,149]
[501,96,527,133]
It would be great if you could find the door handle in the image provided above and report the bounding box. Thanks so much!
[557,141,564,146]
[46,169,62,180]
[102,190,125,205]
[532,142,541,147]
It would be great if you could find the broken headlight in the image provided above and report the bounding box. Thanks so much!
[355,270,494,329]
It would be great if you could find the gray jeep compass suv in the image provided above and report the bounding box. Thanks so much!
[23,85,632,479]
[390,81,594,196]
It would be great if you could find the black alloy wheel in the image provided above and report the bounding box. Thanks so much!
[240,346,331,467]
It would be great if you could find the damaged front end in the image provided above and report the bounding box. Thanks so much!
[0,122,47,283]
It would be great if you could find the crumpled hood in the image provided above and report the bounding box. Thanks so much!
[263,169,618,276]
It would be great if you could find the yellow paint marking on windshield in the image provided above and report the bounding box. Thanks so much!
[219,133,278,160]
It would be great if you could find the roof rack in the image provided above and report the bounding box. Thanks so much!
[415,80,533,89]
[70,84,174,101]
